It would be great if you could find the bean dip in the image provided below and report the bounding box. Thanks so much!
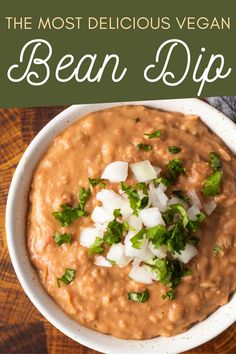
[27,106,236,339]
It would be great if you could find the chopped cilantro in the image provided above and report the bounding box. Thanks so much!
[202,170,223,196]
[89,237,104,255]
[52,187,90,227]
[128,289,149,303]
[52,204,87,227]
[153,176,171,187]
[137,182,148,195]
[168,146,181,154]
[130,229,146,249]
[162,288,175,300]
[103,219,124,245]
[187,212,205,233]
[78,188,91,210]
[146,224,169,249]
[166,158,185,183]
[172,190,189,202]
[89,177,106,189]
[121,182,148,216]
[145,258,190,300]
[169,203,188,228]
[113,208,122,218]
[57,269,76,287]
[53,232,72,246]
[136,143,153,151]
[213,245,222,255]
[209,152,222,171]
[144,130,161,139]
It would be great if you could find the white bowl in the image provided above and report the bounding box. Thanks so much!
[6,99,236,354]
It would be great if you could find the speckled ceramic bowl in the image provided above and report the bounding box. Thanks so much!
[6,99,236,354]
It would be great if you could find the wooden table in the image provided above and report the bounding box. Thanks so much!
[0,106,235,354]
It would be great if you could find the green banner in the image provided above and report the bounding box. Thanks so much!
[0,0,235,107]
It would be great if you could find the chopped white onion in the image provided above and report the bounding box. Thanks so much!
[124,233,153,260]
[94,256,112,268]
[129,265,153,284]
[187,190,202,209]
[96,189,132,216]
[187,205,201,221]
[130,160,157,182]
[91,206,113,224]
[174,244,198,264]
[80,227,98,248]
[149,243,167,259]
[140,208,165,228]
[126,214,143,234]
[148,182,168,212]
[204,201,217,215]
[107,243,132,267]
[101,161,128,182]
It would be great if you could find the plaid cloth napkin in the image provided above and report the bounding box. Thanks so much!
[206,96,236,122]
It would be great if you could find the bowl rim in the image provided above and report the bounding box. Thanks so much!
[5,98,236,354]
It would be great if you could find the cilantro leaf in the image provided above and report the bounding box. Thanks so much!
[121,182,147,216]
[162,288,175,300]
[52,204,87,227]
[146,224,169,249]
[52,187,91,227]
[137,182,148,195]
[78,187,91,210]
[166,158,185,183]
[169,203,188,228]
[89,177,106,189]
[103,219,124,245]
[172,190,189,202]
[202,170,223,196]
[53,232,72,246]
[187,212,205,233]
[89,237,104,255]
[153,176,171,187]
[130,229,146,249]
[113,208,122,218]
[57,268,76,287]
[128,289,149,303]
[168,146,181,154]
[136,143,153,151]
[209,152,222,171]
[213,245,222,255]
[144,130,161,139]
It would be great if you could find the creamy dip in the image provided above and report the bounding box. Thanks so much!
[27,105,236,339]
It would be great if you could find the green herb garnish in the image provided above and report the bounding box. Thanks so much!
[53,232,72,246]
[136,143,153,151]
[52,187,91,227]
[57,269,76,287]
[209,152,222,171]
[52,204,87,227]
[172,190,189,202]
[146,224,169,249]
[89,237,104,255]
[169,203,188,228]
[202,170,223,196]
[128,289,149,303]
[168,146,181,154]
[78,187,91,210]
[213,245,222,255]
[145,258,190,300]
[130,229,146,249]
[166,158,185,183]
[89,177,106,189]
[113,208,122,218]
[187,212,205,233]
[121,182,148,216]
[137,182,148,195]
[103,219,124,245]
[153,176,171,187]
[144,130,161,139]
[162,288,175,300]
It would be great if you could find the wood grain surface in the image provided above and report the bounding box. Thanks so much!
[0,106,235,354]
